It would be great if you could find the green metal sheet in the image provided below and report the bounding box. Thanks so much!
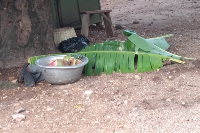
[57,0,102,28]
[50,0,60,28]
[78,0,102,25]
[58,0,81,27]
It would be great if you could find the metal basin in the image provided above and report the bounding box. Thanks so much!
[35,54,88,85]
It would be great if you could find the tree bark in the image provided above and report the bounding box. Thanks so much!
[0,0,59,68]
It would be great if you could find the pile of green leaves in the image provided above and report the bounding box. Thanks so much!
[29,30,184,76]
[78,30,184,76]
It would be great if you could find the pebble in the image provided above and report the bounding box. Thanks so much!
[124,100,128,105]
[134,75,142,80]
[133,21,139,24]
[46,107,53,111]
[181,102,186,105]
[11,79,17,83]
[84,90,93,95]
[15,108,26,113]
[86,97,90,100]
[107,116,111,119]
[11,114,26,122]
[166,99,172,102]
[3,96,8,99]
[115,24,124,30]
[168,76,173,79]
[8,76,15,81]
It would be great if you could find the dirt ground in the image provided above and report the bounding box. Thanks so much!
[1,0,200,132]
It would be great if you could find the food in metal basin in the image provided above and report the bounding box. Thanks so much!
[49,55,82,66]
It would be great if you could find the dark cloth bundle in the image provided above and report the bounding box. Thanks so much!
[18,63,44,87]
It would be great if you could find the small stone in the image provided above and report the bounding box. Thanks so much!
[86,97,90,100]
[84,90,93,95]
[115,24,124,30]
[12,114,26,122]
[117,101,122,106]
[124,100,128,105]
[15,98,22,101]
[8,76,15,81]
[181,102,186,105]
[133,21,139,24]
[134,75,141,80]
[94,121,100,124]
[168,76,173,79]
[46,107,53,111]
[25,111,30,113]
[148,22,154,26]
[15,108,26,113]
[166,99,172,102]
[3,96,8,99]
[11,79,17,84]
[107,116,111,119]
[192,117,198,121]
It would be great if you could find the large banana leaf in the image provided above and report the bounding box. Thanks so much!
[123,30,181,59]
[123,30,171,50]
[78,41,184,76]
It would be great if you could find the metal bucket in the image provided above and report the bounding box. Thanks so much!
[35,54,88,85]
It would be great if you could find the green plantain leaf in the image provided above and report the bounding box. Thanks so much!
[128,34,153,51]
[108,53,116,74]
[103,40,121,51]
[137,54,143,73]
[115,52,121,73]
[123,40,135,51]
[103,53,110,74]
[128,53,135,73]
[128,33,181,60]
[120,53,129,73]
[149,55,163,70]
[142,54,152,72]
[94,53,104,75]
[83,53,93,76]
[28,55,47,65]
[124,30,172,51]
[146,37,170,50]
[123,30,137,36]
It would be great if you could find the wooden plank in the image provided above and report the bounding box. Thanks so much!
[81,14,90,37]
[103,12,114,37]
[100,13,112,26]
[81,10,112,14]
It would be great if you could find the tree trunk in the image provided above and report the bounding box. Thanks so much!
[0,0,59,68]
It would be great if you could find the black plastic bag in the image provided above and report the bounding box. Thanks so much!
[57,35,89,53]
